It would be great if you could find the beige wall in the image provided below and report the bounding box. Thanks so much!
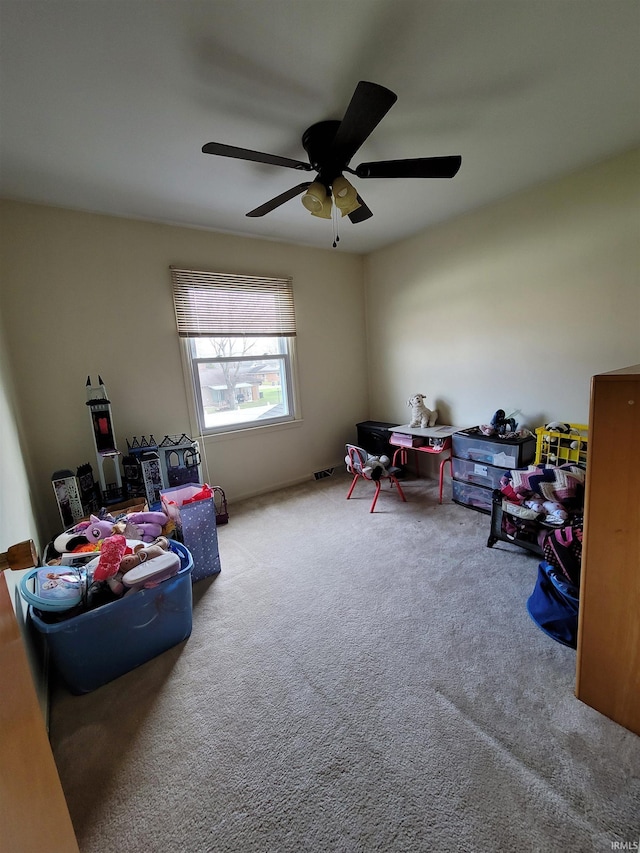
[0,311,49,715]
[364,149,640,433]
[0,202,367,541]
[0,309,40,554]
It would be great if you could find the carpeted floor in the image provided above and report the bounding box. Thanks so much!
[49,472,640,852]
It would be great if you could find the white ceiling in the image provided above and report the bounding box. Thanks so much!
[1,0,638,254]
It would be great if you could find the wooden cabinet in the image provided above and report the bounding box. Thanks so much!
[0,571,79,851]
[575,365,640,735]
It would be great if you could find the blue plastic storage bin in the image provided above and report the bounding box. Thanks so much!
[29,541,193,694]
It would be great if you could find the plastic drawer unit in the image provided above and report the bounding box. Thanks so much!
[451,428,536,514]
[452,429,536,469]
[451,457,506,490]
[29,541,193,694]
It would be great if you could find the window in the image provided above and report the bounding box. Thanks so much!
[171,268,298,435]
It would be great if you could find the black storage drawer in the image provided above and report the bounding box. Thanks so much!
[356,421,399,458]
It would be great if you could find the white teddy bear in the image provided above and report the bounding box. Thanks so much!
[407,393,438,428]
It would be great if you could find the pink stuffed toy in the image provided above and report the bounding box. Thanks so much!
[93,534,128,581]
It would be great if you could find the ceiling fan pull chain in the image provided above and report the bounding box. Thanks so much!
[332,199,340,248]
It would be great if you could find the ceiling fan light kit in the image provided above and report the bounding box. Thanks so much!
[202,80,461,243]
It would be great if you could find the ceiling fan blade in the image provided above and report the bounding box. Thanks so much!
[202,142,312,171]
[355,155,462,179]
[246,182,312,217]
[330,81,398,165]
[348,194,373,224]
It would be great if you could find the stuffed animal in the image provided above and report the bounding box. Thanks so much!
[362,454,391,481]
[545,421,572,433]
[52,516,113,553]
[407,394,437,428]
[542,422,582,457]
[119,536,170,574]
[542,500,568,525]
[84,515,118,543]
[53,507,169,554]
[523,497,545,514]
[123,510,169,543]
[93,534,128,581]
[345,451,392,481]
[88,536,172,599]
[119,537,179,590]
[522,496,567,525]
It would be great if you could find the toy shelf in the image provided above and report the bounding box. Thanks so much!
[535,424,588,467]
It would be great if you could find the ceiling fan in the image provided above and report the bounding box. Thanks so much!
[202,81,462,227]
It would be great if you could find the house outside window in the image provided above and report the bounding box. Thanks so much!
[171,268,298,435]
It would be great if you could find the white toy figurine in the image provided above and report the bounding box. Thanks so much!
[407,394,438,428]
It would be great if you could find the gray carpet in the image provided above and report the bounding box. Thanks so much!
[49,472,640,852]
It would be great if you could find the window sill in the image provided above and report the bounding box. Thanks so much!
[200,417,304,444]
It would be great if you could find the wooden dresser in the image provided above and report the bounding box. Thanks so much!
[575,365,640,735]
[0,568,79,852]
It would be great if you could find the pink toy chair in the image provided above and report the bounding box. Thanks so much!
[345,444,407,513]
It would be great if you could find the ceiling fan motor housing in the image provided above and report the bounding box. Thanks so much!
[301,120,344,186]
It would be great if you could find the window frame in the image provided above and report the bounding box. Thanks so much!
[170,267,300,437]
[186,335,298,436]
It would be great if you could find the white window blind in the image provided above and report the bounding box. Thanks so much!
[171,267,297,338]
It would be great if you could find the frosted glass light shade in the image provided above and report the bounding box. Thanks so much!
[332,176,361,216]
[302,181,328,213]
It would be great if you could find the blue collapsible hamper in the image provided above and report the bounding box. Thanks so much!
[161,484,221,582]
[29,541,193,694]
[526,560,580,649]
